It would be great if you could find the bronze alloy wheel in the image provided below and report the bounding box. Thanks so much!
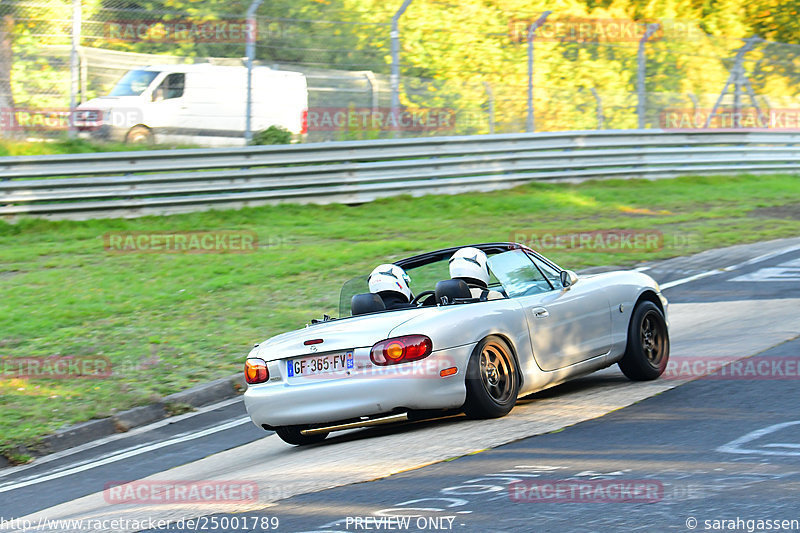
[618,300,670,381]
[641,309,667,366]
[464,335,518,418]
[479,340,515,404]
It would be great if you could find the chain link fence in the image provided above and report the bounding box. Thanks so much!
[1,1,800,145]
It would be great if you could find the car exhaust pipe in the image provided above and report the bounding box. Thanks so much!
[300,412,409,436]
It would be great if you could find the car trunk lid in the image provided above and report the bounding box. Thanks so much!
[250,308,430,362]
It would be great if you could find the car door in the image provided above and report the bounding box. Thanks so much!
[490,250,611,371]
[526,253,612,370]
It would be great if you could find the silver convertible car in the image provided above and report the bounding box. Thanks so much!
[244,242,669,445]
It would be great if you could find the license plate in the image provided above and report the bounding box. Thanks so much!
[287,351,354,378]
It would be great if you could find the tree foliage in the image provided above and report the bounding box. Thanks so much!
[1,0,798,134]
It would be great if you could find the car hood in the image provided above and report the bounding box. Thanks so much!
[249,308,431,362]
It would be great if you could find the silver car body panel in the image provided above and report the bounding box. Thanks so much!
[244,244,668,429]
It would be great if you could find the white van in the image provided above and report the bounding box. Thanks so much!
[75,64,308,146]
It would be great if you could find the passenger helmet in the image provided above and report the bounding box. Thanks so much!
[368,264,413,302]
[449,247,490,287]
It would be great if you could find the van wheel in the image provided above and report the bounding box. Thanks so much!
[126,126,153,144]
[463,336,518,419]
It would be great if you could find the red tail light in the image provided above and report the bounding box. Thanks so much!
[244,358,269,384]
[371,335,433,366]
[300,109,308,135]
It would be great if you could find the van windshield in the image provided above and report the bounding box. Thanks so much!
[109,70,160,97]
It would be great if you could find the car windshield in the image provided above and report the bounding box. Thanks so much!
[109,70,160,96]
[338,248,557,317]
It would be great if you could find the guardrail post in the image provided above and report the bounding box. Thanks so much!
[526,11,551,133]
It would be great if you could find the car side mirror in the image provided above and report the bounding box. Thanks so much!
[560,269,579,288]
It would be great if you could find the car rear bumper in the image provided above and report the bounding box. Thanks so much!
[243,344,474,428]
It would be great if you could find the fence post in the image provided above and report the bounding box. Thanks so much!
[390,0,413,137]
[69,0,81,138]
[526,11,551,133]
[484,81,495,134]
[245,0,264,144]
[363,71,379,114]
[704,36,764,128]
[590,88,604,129]
[636,23,659,129]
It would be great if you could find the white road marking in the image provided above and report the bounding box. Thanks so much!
[661,244,800,289]
[0,396,243,480]
[0,417,251,494]
[729,258,800,282]
[717,421,800,456]
[661,270,722,289]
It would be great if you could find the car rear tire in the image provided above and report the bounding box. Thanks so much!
[274,426,328,446]
[618,301,670,381]
[463,336,519,419]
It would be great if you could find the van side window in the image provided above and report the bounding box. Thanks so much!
[153,73,185,101]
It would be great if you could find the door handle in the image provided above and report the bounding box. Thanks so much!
[532,307,549,318]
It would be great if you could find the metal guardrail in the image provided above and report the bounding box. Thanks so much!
[2,130,799,220]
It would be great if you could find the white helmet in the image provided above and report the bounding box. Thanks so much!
[449,247,490,287]
[368,264,413,302]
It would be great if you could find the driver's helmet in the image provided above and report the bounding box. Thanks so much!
[449,247,490,288]
[368,264,413,302]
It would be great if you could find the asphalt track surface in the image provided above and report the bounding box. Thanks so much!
[1,237,799,533]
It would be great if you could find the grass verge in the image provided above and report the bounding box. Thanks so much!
[0,137,196,157]
[1,173,799,456]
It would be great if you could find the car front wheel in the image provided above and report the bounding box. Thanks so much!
[463,336,519,419]
[618,301,670,380]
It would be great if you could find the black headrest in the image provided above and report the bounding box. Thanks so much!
[378,291,412,310]
[454,276,487,289]
[435,279,472,304]
[351,293,386,316]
